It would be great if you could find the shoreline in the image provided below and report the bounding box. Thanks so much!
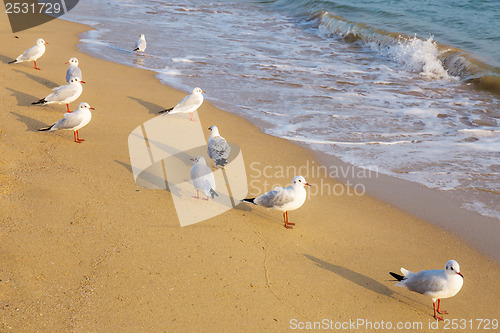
[1,15,499,331]
[63,17,500,263]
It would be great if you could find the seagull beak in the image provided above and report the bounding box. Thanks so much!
[45,42,48,44]
[202,91,206,93]
[80,80,86,84]
[89,107,95,110]
[458,272,464,278]
[65,61,69,64]
[190,158,195,161]
[304,183,311,186]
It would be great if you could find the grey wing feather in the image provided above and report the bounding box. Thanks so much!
[51,113,83,130]
[47,84,78,102]
[208,137,231,161]
[256,187,294,208]
[404,270,446,295]
[136,39,146,50]
[191,164,216,195]
[18,45,39,61]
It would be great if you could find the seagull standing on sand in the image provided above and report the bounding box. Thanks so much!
[32,77,85,112]
[65,57,82,83]
[190,156,218,200]
[159,87,205,121]
[208,125,231,168]
[134,34,147,56]
[389,259,464,321]
[38,102,94,143]
[8,38,48,70]
[243,176,311,229]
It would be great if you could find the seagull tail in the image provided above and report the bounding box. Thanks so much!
[242,198,256,204]
[389,272,406,282]
[159,107,174,114]
[210,188,218,199]
[215,158,228,167]
[32,98,47,105]
[38,123,55,131]
[133,47,139,51]
[8,59,17,64]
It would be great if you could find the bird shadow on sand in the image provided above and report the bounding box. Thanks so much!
[11,112,47,132]
[6,87,39,106]
[304,254,397,297]
[128,96,164,115]
[114,159,182,198]
[303,254,431,312]
[12,68,59,89]
[0,53,14,64]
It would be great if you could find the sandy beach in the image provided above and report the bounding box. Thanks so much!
[1,13,499,332]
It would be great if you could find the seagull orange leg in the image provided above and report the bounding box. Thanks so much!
[189,112,195,121]
[75,130,85,143]
[287,211,295,226]
[34,60,40,70]
[193,190,201,199]
[436,299,448,315]
[433,301,444,321]
[284,211,294,229]
[66,104,71,113]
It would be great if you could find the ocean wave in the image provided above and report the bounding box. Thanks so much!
[316,12,500,90]
[259,0,500,93]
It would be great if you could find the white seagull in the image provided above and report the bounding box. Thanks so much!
[38,102,94,143]
[65,57,82,83]
[134,34,147,56]
[243,176,311,229]
[190,156,218,200]
[8,38,48,70]
[390,260,464,321]
[208,125,231,168]
[32,77,85,112]
[159,87,205,121]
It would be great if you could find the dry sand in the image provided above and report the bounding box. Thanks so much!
[1,13,499,332]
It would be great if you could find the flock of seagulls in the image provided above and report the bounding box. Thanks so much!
[7,35,464,321]
[9,38,91,142]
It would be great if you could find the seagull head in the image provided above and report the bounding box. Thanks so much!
[292,175,311,188]
[445,260,463,278]
[79,102,95,111]
[69,77,85,84]
[190,156,206,164]
[37,38,48,46]
[193,87,205,94]
[208,125,220,136]
[66,57,79,66]
[140,34,146,39]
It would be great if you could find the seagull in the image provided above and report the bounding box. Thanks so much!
[389,260,464,321]
[38,102,94,143]
[243,176,311,229]
[8,38,48,70]
[159,87,205,121]
[32,77,85,112]
[134,34,147,56]
[208,125,231,168]
[190,156,218,200]
[65,57,82,83]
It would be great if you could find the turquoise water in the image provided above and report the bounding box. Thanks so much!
[63,0,500,220]
[261,0,500,69]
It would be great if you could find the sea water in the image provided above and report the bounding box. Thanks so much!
[63,0,500,220]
